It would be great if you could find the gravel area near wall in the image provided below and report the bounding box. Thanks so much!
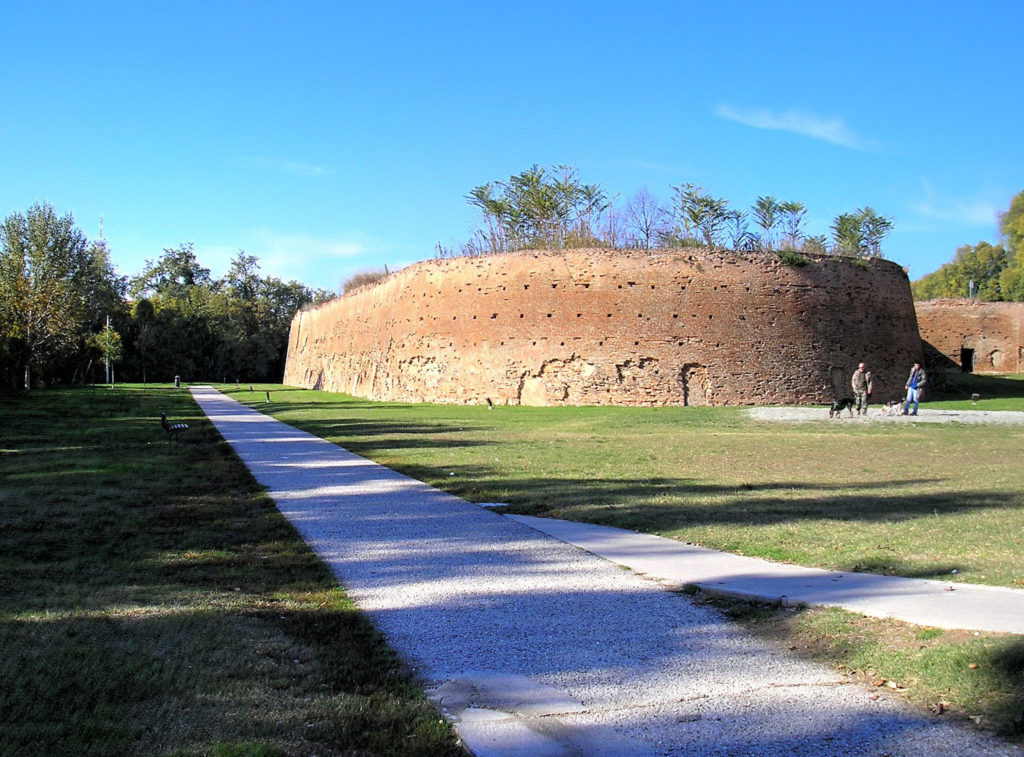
[194,387,1022,757]
[748,406,1024,425]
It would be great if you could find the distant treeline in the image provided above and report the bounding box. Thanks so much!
[910,190,1024,301]
[0,203,331,392]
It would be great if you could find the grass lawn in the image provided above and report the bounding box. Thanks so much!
[0,385,462,757]
[221,374,1024,738]
[228,376,1024,589]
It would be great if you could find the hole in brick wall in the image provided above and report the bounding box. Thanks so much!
[628,281,636,287]
[634,341,639,345]
[673,314,678,318]
[560,342,565,346]
[520,314,524,318]
[651,284,656,289]
[709,314,713,320]
[638,313,643,318]
[576,313,582,317]
[583,283,590,288]
[618,284,623,289]
[547,313,552,317]
[607,313,613,317]
[491,313,498,319]
[524,284,530,289]
[552,283,557,288]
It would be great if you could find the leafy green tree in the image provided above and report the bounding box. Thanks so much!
[998,190,1024,300]
[88,326,124,384]
[912,241,1011,301]
[131,298,156,383]
[858,206,894,257]
[0,203,98,389]
[130,243,212,300]
[467,165,608,251]
[779,201,807,250]
[752,196,781,251]
[830,207,893,258]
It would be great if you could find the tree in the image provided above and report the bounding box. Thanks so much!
[623,189,668,250]
[830,207,894,258]
[779,201,807,250]
[224,250,261,301]
[467,165,609,251]
[912,241,1011,301]
[132,298,156,383]
[89,325,124,385]
[752,196,781,251]
[130,243,211,300]
[0,203,96,389]
[725,209,757,251]
[858,206,894,257]
[998,190,1024,300]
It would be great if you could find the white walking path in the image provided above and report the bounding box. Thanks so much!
[191,387,1021,757]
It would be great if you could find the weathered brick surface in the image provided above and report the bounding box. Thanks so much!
[916,299,1024,374]
[284,248,922,405]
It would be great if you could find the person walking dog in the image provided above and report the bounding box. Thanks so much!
[903,362,926,416]
[851,362,873,416]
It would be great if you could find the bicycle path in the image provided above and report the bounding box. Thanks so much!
[190,386,1021,757]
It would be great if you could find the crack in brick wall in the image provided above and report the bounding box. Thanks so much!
[284,248,922,406]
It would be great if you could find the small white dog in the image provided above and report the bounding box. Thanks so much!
[879,400,902,417]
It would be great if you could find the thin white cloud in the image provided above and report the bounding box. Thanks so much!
[715,105,875,151]
[910,183,1000,227]
[252,229,365,259]
[243,157,333,177]
[197,230,371,292]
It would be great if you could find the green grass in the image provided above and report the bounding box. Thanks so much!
[0,385,462,757]
[232,376,1024,589]
[222,375,1024,740]
[698,594,1024,738]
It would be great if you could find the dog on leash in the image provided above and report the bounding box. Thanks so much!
[829,397,855,418]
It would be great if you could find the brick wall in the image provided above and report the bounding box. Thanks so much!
[284,248,922,405]
[916,299,1024,374]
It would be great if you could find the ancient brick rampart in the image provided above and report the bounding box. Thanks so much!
[916,299,1024,374]
[284,248,922,405]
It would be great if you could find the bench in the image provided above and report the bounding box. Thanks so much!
[160,412,189,444]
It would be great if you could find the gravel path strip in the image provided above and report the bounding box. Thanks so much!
[747,406,1024,424]
[192,387,1021,757]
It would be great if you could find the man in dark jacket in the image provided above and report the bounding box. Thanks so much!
[902,362,926,415]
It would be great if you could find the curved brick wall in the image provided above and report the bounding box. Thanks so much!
[283,248,922,406]
[916,299,1024,374]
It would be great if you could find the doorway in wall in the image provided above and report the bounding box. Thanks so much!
[960,347,975,373]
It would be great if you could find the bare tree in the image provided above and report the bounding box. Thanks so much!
[623,189,668,250]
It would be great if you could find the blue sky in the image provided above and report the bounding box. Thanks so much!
[3,1,1021,293]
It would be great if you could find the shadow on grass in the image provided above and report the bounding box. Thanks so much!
[932,372,1024,400]
[385,464,999,529]
[0,387,463,756]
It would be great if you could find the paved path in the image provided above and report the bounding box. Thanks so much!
[191,387,1021,757]
[509,516,1024,635]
